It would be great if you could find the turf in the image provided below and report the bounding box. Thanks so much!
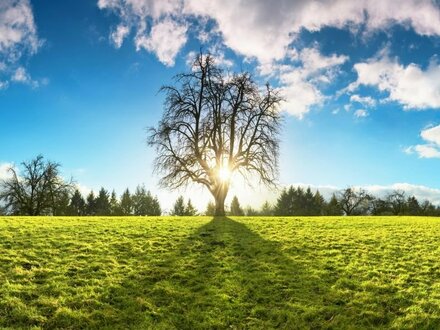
[1,216,440,329]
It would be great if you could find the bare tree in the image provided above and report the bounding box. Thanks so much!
[148,55,283,216]
[386,190,407,215]
[0,155,73,215]
[338,187,371,215]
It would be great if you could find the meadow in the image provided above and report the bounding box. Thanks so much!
[1,216,440,329]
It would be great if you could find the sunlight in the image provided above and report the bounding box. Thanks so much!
[217,166,231,182]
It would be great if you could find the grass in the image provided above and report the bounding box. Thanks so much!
[1,216,440,329]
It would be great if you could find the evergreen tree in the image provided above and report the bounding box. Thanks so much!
[109,190,121,215]
[260,201,274,216]
[95,187,111,215]
[132,185,149,215]
[69,189,86,215]
[312,190,325,215]
[407,196,421,215]
[86,191,96,216]
[230,196,244,216]
[205,201,215,216]
[120,188,132,215]
[171,196,186,216]
[150,195,162,216]
[245,206,259,216]
[326,194,342,216]
[184,199,197,216]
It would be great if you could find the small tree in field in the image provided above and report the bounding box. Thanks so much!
[148,54,283,216]
[230,196,244,216]
[0,155,73,215]
[171,196,186,216]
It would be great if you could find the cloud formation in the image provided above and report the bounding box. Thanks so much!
[349,55,440,110]
[98,0,440,116]
[406,125,440,159]
[0,0,40,87]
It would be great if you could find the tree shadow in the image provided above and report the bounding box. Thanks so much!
[97,217,340,329]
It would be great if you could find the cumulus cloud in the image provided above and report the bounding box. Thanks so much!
[348,55,440,110]
[259,47,348,118]
[406,125,440,159]
[98,0,440,115]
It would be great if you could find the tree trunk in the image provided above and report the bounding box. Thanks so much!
[213,185,229,216]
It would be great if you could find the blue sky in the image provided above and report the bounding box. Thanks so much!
[2,0,440,211]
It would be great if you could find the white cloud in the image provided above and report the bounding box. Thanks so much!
[11,66,40,87]
[349,55,440,110]
[98,0,440,116]
[184,0,440,62]
[135,18,187,66]
[261,47,348,118]
[110,24,130,48]
[406,125,440,159]
[0,0,41,88]
[350,94,376,107]
[354,109,368,118]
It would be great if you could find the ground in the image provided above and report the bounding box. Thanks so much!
[1,216,440,329]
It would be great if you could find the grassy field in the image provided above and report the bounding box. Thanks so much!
[1,216,440,329]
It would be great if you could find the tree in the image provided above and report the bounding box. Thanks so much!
[85,191,96,216]
[407,196,421,216]
[148,54,283,216]
[109,190,121,215]
[205,201,215,216]
[338,187,370,215]
[95,187,111,216]
[386,190,407,215]
[260,201,274,216]
[69,189,86,216]
[0,155,73,215]
[184,199,197,216]
[120,188,132,215]
[326,194,342,216]
[171,196,186,216]
[230,195,244,216]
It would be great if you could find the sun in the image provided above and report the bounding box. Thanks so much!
[217,166,231,182]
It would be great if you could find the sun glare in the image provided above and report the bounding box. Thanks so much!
[217,166,231,182]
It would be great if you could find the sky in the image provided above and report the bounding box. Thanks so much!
[2,0,440,212]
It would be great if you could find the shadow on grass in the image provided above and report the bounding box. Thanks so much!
[98,217,337,329]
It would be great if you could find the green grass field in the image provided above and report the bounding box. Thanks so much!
[1,216,440,329]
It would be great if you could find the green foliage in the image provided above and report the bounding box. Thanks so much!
[2,216,440,329]
[172,196,197,216]
[132,186,161,216]
[120,188,133,215]
[184,199,197,216]
[69,189,85,216]
[95,188,111,216]
[230,196,244,216]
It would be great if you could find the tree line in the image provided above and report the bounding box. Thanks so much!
[2,156,440,217]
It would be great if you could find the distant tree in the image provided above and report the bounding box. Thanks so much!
[386,190,407,215]
[275,187,294,216]
[171,196,186,216]
[421,200,436,216]
[0,155,73,215]
[120,188,132,215]
[406,196,421,216]
[150,195,162,216]
[338,187,370,215]
[205,201,215,216]
[245,206,259,216]
[95,188,111,215]
[53,190,72,216]
[69,189,86,216]
[260,201,274,216]
[148,54,283,216]
[184,199,197,216]
[312,190,325,216]
[230,196,244,216]
[109,190,120,215]
[325,194,342,216]
[370,197,392,216]
[85,191,96,216]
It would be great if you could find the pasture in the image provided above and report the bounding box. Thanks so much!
[1,216,440,329]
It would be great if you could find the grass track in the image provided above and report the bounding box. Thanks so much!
[1,216,440,329]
